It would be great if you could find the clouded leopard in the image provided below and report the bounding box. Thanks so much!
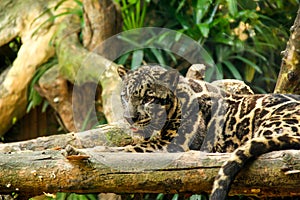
[117,64,300,200]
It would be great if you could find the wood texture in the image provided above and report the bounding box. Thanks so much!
[275,6,300,94]
[0,124,134,152]
[0,146,300,198]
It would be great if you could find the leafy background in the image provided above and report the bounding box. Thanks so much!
[1,0,298,199]
[115,0,298,93]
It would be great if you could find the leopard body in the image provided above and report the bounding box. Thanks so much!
[117,65,300,200]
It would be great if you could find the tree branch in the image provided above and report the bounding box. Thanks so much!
[0,124,134,152]
[275,6,300,94]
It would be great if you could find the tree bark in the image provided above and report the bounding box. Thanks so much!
[0,0,123,134]
[0,124,135,153]
[0,0,73,135]
[274,6,300,94]
[0,145,299,198]
[82,0,122,51]
[45,1,123,130]
[1,124,299,197]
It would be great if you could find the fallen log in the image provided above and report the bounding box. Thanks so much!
[0,142,300,198]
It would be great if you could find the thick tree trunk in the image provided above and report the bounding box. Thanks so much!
[275,6,300,94]
[0,0,71,135]
[0,0,122,134]
[82,0,122,51]
[38,0,123,131]
[0,144,299,198]
[0,124,299,198]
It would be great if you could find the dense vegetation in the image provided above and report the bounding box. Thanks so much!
[115,0,298,93]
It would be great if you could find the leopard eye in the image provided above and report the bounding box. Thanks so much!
[142,95,155,104]
[161,98,168,105]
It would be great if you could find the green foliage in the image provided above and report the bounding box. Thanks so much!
[116,32,179,70]
[55,193,98,200]
[116,0,298,93]
[32,0,84,42]
[28,0,84,112]
[27,58,57,113]
[114,0,174,70]
[115,0,150,30]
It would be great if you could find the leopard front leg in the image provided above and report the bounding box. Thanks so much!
[124,137,170,152]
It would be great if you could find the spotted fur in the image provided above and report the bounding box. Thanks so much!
[117,65,300,200]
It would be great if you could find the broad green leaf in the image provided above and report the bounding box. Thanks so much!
[156,193,164,200]
[189,194,206,200]
[139,0,147,27]
[253,24,273,45]
[244,48,267,62]
[27,58,55,113]
[117,52,131,65]
[176,14,190,30]
[175,31,184,41]
[128,0,137,4]
[54,0,69,10]
[55,192,67,200]
[171,194,179,200]
[73,0,83,6]
[150,48,166,66]
[176,0,187,13]
[207,1,219,24]
[26,101,34,113]
[223,61,242,80]
[118,35,142,48]
[226,0,238,16]
[165,50,177,65]
[131,50,144,69]
[213,36,234,46]
[231,55,263,74]
[192,0,211,23]
[244,64,256,82]
[77,194,89,200]
[41,101,49,113]
[216,63,224,80]
[197,23,210,38]
[275,0,283,9]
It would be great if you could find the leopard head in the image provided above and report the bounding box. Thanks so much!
[117,65,181,140]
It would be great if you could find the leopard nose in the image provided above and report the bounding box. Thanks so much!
[123,110,139,123]
[124,115,139,124]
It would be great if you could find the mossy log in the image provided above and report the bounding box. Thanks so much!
[0,125,300,198]
[0,124,134,152]
[0,147,300,198]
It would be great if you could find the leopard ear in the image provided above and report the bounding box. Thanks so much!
[159,69,180,91]
[117,66,129,79]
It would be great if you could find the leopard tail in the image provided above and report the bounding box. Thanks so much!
[210,134,300,200]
